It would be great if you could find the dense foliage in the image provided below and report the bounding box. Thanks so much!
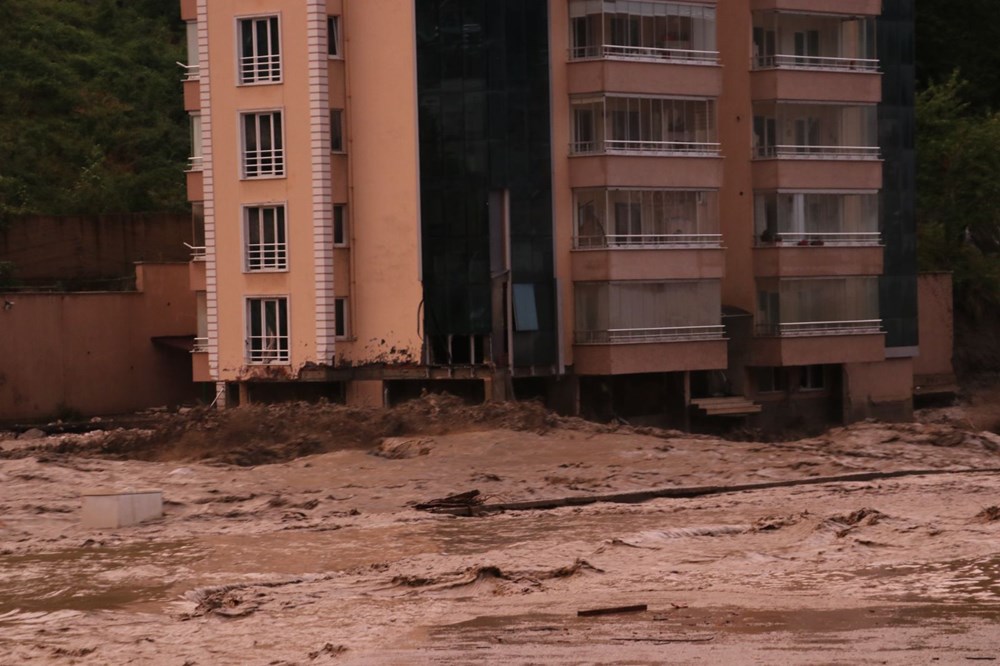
[0,0,188,217]
[916,1,1000,317]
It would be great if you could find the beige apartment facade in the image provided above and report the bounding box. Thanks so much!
[180,0,924,428]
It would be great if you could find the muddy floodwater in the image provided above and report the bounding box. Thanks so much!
[2,405,1000,664]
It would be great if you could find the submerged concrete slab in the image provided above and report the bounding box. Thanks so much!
[81,489,163,529]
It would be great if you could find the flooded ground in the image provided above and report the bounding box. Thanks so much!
[1,403,1000,663]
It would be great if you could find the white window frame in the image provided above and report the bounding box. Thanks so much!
[241,110,285,179]
[244,204,288,272]
[237,15,282,85]
[328,16,342,58]
[246,296,290,365]
[334,297,349,339]
[333,205,348,247]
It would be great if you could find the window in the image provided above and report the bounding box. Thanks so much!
[189,114,203,170]
[334,298,348,338]
[247,297,289,364]
[799,365,826,391]
[755,367,787,393]
[330,109,344,152]
[245,205,287,271]
[242,112,284,178]
[328,16,341,57]
[239,16,280,84]
[333,205,347,246]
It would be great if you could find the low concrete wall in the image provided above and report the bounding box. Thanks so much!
[843,358,914,423]
[0,263,197,421]
[0,213,191,283]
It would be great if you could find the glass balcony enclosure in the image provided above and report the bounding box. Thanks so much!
[754,192,880,246]
[569,0,717,63]
[752,11,876,71]
[576,280,722,343]
[572,96,717,154]
[753,102,878,159]
[575,188,720,248]
[756,277,880,336]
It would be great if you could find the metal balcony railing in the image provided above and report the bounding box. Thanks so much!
[754,54,879,72]
[755,319,882,337]
[572,140,720,156]
[757,232,882,247]
[246,243,288,271]
[184,243,207,261]
[243,148,285,178]
[247,338,290,364]
[239,54,281,84]
[176,61,201,81]
[192,337,209,353]
[575,233,723,249]
[576,325,725,345]
[187,156,203,171]
[756,144,881,160]
[570,44,720,64]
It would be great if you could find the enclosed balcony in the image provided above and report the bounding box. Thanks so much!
[576,188,720,248]
[752,11,876,72]
[569,0,718,64]
[573,279,726,374]
[753,102,877,160]
[572,96,718,155]
[754,191,879,246]
[756,277,880,337]
[751,276,883,365]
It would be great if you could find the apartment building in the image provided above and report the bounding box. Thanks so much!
[179,0,919,428]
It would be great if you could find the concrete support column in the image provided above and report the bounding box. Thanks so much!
[347,380,385,408]
[547,375,580,416]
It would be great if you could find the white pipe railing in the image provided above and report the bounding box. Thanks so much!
[570,44,719,64]
[754,54,879,72]
[192,337,209,353]
[573,140,720,155]
[577,325,725,345]
[247,339,290,364]
[756,144,880,160]
[756,319,882,337]
[187,156,203,171]
[184,243,207,260]
[576,233,722,249]
[176,61,201,81]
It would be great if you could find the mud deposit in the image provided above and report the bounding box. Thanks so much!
[1,398,999,664]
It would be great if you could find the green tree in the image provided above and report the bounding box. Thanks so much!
[0,0,188,217]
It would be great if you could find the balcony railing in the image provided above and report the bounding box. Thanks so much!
[187,156,203,171]
[176,61,201,81]
[570,44,720,64]
[576,234,723,249]
[184,243,207,261]
[247,340,290,364]
[756,145,880,160]
[573,140,720,156]
[243,149,285,178]
[239,54,281,84]
[758,232,882,247]
[755,319,882,337]
[192,337,209,353]
[246,243,288,271]
[754,54,879,72]
[577,325,725,345]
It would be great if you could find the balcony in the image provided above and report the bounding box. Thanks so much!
[568,1,718,64]
[749,0,881,20]
[752,276,884,364]
[752,12,877,72]
[568,58,721,98]
[572,96,718,156]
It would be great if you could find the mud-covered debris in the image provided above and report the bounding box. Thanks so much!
[371,437,432,459]
[975,506,1000,522]
[309,643,347,660]
[192,588,262,618]
[578,603,647,617]
[750,511,809,532]
[414,490,483,512]
[825,507,886,537]
[17,428,46,440]
[548,559,604,578]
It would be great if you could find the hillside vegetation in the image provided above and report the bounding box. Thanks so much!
[0,0,187,217]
